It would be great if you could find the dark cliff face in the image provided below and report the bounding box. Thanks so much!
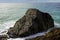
[26,28,60,40]
[7,9,54,38]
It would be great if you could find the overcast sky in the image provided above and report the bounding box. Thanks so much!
[0,0,60,3]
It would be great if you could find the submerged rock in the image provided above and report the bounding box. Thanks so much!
[7,8,54,38]
[26,28,60,40]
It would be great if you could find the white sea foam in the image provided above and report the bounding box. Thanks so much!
[0,21,16,34]
[8,38,25,40]
[25,32,46,39]
[7,32,46,40]
[54,22,60,28]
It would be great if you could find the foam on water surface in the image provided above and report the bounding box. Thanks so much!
[8,38,25,40]
[7,32,46,40]
[54,22,60,27]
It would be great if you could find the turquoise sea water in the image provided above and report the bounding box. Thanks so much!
[0,3,60,31]
[0,3,59,33]
[0,3,60,32]
[0,3,60,40]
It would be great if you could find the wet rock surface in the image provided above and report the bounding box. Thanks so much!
[26,28,60,40]
[0,35,8,40]
[7,9,54,38]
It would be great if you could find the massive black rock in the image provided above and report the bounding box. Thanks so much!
[7,9,54,38]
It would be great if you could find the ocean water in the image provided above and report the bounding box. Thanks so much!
[0,3,60,40]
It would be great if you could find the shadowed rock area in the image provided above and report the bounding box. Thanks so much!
[7,9,54,38]
[26,28,60,40]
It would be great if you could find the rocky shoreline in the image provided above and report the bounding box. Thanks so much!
[26,28,60,40]
[0,8,60,40]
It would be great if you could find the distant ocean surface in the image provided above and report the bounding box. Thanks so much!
[0,3,60,40]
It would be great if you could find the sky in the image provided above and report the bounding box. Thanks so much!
[0,0,60,3]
